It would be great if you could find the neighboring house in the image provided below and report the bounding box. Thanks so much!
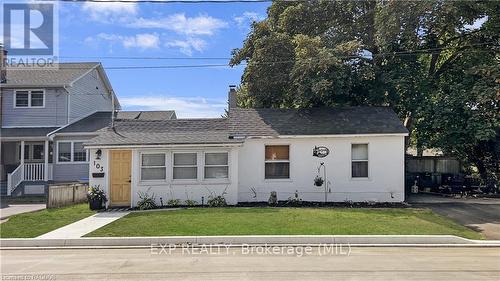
[0,61,175,196]
[86,88,409,207]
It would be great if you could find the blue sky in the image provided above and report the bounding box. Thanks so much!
[56,1,270,117]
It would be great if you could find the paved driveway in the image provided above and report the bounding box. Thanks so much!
[409,194,500,240]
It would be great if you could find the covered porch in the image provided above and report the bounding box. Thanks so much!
[1,128,58,196]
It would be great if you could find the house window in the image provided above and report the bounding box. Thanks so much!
[58,142,72,162]
[15,92,29,107]
[141,153,166,181]
[204,152,228,179]
[57,141,88,163]
[15,90,44,108]
[352,144,368,178]
[32,144,44,160]
[173,153,197,180]
[73,142,87,162]
[265,145,290,179]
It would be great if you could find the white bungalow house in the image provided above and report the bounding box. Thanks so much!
[86,87,409,207]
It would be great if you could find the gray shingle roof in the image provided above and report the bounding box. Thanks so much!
[85,106,407,146]
[3,63,100,87]
[116,110,176,120]
[53,111,112,134]
[1,127,60,138]
[85,118,241,146]
[228,107,408,136]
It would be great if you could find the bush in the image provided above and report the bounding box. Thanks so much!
[137,189,157,210]
[285,190,302,207]
[167,199,181,207]
[207,195,227,207]
[184,199,198,206]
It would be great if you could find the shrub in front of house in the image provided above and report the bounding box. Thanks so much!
[87,185,107,210]
[137,189,157,210]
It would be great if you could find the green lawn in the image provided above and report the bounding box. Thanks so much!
[86,207,482,239]
[0,204,95,238]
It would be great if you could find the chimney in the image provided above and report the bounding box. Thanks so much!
[228,85,237,111]
[0,44,6,83]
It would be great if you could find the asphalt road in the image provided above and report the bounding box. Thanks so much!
[1,247,499,280]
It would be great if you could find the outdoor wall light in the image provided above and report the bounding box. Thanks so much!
[95,149,102,160]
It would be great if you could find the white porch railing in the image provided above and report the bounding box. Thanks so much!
[7,163,53,195]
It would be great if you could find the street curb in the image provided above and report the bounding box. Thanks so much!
[1,235,499,248]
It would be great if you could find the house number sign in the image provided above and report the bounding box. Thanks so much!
[313,146,330,158]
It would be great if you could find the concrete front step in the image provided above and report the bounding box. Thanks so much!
[2,235,500,248]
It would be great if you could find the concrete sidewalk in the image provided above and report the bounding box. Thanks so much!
[37,211,129,239]
[0,204,46,220]
[2,235,500,248]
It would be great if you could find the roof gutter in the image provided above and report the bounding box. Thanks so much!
[84,143,243,149]
[244,133,409,139]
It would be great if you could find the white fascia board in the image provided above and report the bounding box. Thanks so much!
[246,133,409,139]
[84,143,243,149]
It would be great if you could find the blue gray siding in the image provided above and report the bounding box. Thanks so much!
[68,69,113,122]
[1,88,68,127]
[51,135,94,182]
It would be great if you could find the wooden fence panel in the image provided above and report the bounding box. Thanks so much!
[47,183,88,208]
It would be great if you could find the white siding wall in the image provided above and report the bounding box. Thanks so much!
[238,136,406,203]
[89,147,239,207]
[68,69,113,122]
[89,135,405,207]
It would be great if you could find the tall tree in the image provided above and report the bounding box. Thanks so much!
[230,0,499,182]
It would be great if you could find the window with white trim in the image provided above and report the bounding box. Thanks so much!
[173,153,197,180]
[15,90,44,108]
[58,142,71,162]
[141,153,166,181]
[57,141,88,163]
[352,144,368,178]
[73,142,87,162]
[204,152,228,179]
[265,145,290,179]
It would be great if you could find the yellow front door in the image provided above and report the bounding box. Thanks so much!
[110,150,132,206]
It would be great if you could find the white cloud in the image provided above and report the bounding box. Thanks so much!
[82,0,138,23]
[234,11,265,28]
[130,14,228,36]
[120,96,227,118]
[89,33,160,50]
[165,38,207,56]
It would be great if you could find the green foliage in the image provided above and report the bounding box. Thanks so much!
[137,189,157,210]
[207,196,227,207]
[0,204,95,238]
[184,199,198,206]
[86,208,482,239]
[167,199,181,207]
[87,185,107,203]
[231,0,499,181]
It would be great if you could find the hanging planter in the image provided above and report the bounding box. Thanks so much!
[314,175,324,187]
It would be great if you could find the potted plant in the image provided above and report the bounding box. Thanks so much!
[87,185,107,210]
[314,175,324,187]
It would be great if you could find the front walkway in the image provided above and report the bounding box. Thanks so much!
[37,211,129,239]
